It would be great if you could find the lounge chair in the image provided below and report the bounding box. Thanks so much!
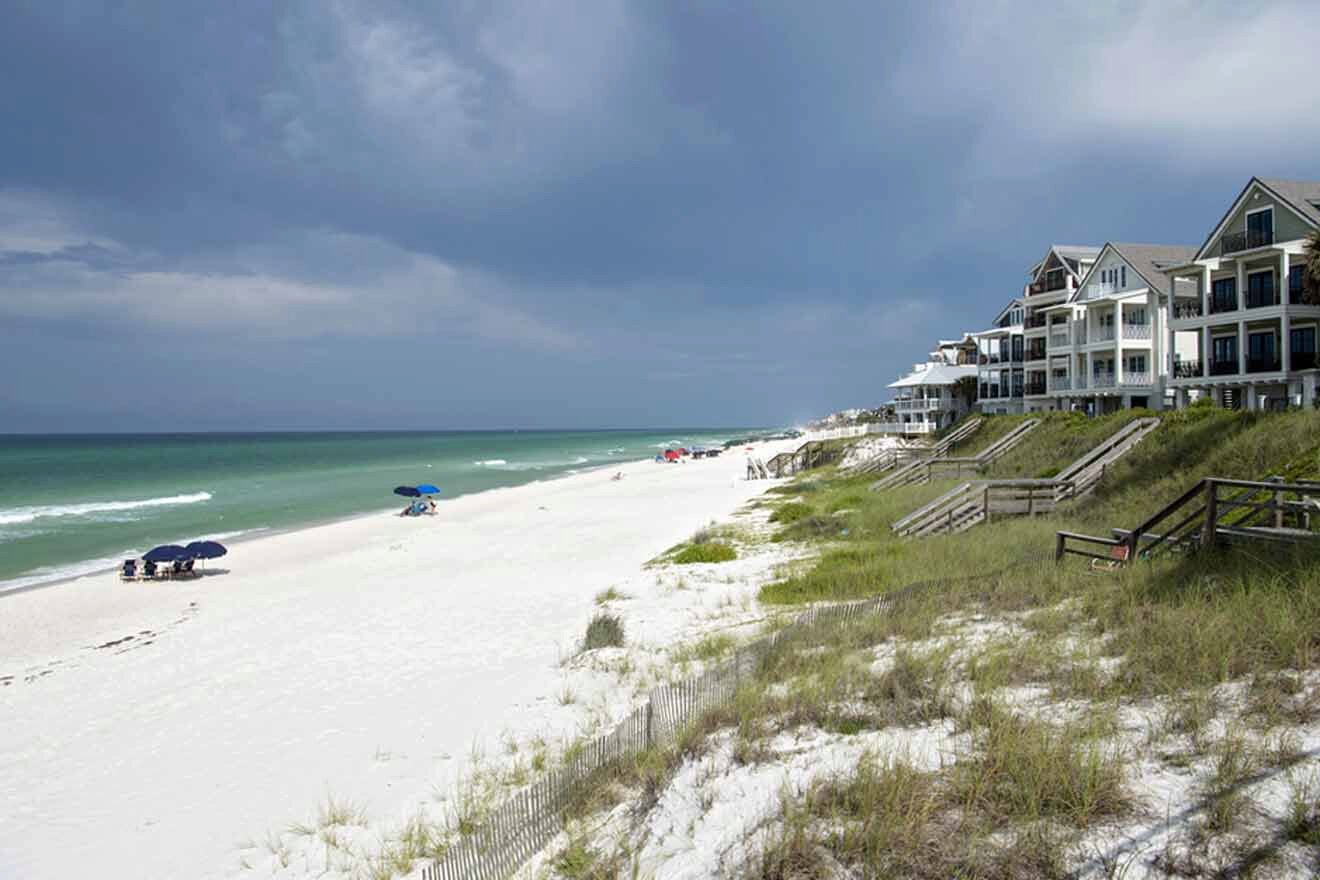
[180,559,196,577]
[143,560,159,579]
[119,559,139,581]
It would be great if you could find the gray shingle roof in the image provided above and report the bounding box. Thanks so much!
[1107,243,1198,295]
[1258,179,1320,226]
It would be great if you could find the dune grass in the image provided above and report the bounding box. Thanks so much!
[581,613,626,652]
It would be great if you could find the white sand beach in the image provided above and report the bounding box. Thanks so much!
[0,440,797,880]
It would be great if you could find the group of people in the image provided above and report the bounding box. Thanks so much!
[400,497,438,517]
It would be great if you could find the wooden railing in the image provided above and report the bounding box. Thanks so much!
[1056,477,1320,564]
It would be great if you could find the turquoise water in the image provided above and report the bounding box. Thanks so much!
[0,429,765,593]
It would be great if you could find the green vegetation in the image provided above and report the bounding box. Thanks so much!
[768,501,813,524]
[673,542,737,564]
[593,586,630,605]
[580,613,626,652]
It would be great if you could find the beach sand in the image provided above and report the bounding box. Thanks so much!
[0,440,797,880]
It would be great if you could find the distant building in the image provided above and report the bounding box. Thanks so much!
[1020,246,1101,412]
[971,300,1025,415]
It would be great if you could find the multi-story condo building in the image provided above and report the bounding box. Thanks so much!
[1041,243,1196,413]
[1162,178,1320,410]
[972,300,1025,414]
[1020,245,1101,412]
[886,337,978,435]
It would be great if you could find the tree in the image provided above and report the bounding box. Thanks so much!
[1304,228,1320,306]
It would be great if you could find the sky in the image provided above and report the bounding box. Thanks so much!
[2,1,1318,432]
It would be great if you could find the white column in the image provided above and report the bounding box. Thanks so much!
[1246,385,1259,409]
[1114,305,1124,385]
[1176,387,1188,408]
[1305,374,1318,408]
[1236,260,1246,311]
[1282,251,1291,304]
[1237,319,1246,375]
[1203,266,1213,314]
[1282,313,1291,374]
[1204,326,1213,377]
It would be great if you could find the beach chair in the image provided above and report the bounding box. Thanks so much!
[180,559,197,577]
[143,560,159,580]
[1089,543,1131,573]
[119,559,139,581]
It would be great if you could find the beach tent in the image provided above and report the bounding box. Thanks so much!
[664,449,680,461]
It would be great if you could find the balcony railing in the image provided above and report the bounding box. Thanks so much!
[1025,346,1047,361]
[1049,332,1070,348]
[1122,323,1152,340]
[1024,313,1048,329]
[1025,381,1047,395]
[1220,228,1274,255]
[1209,295,1238,315]
[1091,327,1116,343]
[1294,351,1318,370]
[1245,289,1281,309]
[1173,300,1203,320]
[1247,357,1281,374]
[1029,276,1071,295]
[1052,376,1072,391]
[1209,360,1238,376]
[1174,360,1202,379]
[1092,373,1116,389]
[1121,372,1152,387]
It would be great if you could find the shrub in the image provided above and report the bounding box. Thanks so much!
[580,613,625,651]
[674,542,737,564]
[769,502,813,524]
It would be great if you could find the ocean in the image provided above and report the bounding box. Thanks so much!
[0,429,766,594]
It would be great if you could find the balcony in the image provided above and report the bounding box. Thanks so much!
[1049,332,1070,348]
[1024,313,1048,329]
[1247,357,1281,374]
[1121,372,1153,387]
[1245,289,1281,309]
[1220,228,1273,255]
[1294,351,1318,370]
[1090,326,1116,343]
[1209,295,1238,315]
[1025,345,1047,362]
[1025,381,1047,395]
[1173,360,1202,379]
[896,398,946,412]
[1029,275,1071,295]
[1209,360,1238,377]
[1173,300,1203,320]
[1052,376,1072,391]
[1122,323,1152,340]
[1092,373,1116,389]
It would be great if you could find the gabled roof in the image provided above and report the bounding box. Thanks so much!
[1028,245,1101,280]
[1074,242,1198,298]
[888,363,978,389]
[1193,177,1320,260]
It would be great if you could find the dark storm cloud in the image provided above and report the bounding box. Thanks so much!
[2,0,1318,431]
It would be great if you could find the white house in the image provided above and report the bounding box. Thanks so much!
[1162,178,1320,410]
[1021,245,1101,412]
[972,300,1025,415]
[887,361,978,435]
[1041,243,1196,413]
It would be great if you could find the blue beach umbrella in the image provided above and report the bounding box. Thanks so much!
[415,484,440,495]
[184,540,228,559]
[393,486,421,497]
[143,544,189,562]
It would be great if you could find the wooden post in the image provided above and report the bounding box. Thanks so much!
[1055,531,1066,562]
[983,485,990,524]
[1201,480,1218,549]
[1274,489,1285,529]
[1027,486,1035,517]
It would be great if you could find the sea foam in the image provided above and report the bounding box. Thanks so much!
[0,492,213,526]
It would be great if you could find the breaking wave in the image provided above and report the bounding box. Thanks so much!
[0,492,214,526]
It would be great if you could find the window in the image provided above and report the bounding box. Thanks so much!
[1125,354,1147,374]
[1211,277,1237,312]
[1246,271,1276,308]
[1011,335,1023,362]
[1120,266,1126,288]
[1246,208,1273,248]
[1292,326,1317,355]
[1212,335,1237,365]
[1125,307,1147,325]
[1247,332,1277,371]
[1290,266,1305,303]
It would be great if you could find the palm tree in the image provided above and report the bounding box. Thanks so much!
[1304,228,1320,306]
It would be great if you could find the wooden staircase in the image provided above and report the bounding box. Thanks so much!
[1057,476,1320,564]
[764,440,843,478]
[846,417,984,476]
[891,417,1161,538]
[870,418,1040,492]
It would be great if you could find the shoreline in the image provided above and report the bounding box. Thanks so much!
[0,453,668,599]
[0,436,798,880]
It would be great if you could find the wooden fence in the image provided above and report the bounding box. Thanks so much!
[420,581,934,880]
